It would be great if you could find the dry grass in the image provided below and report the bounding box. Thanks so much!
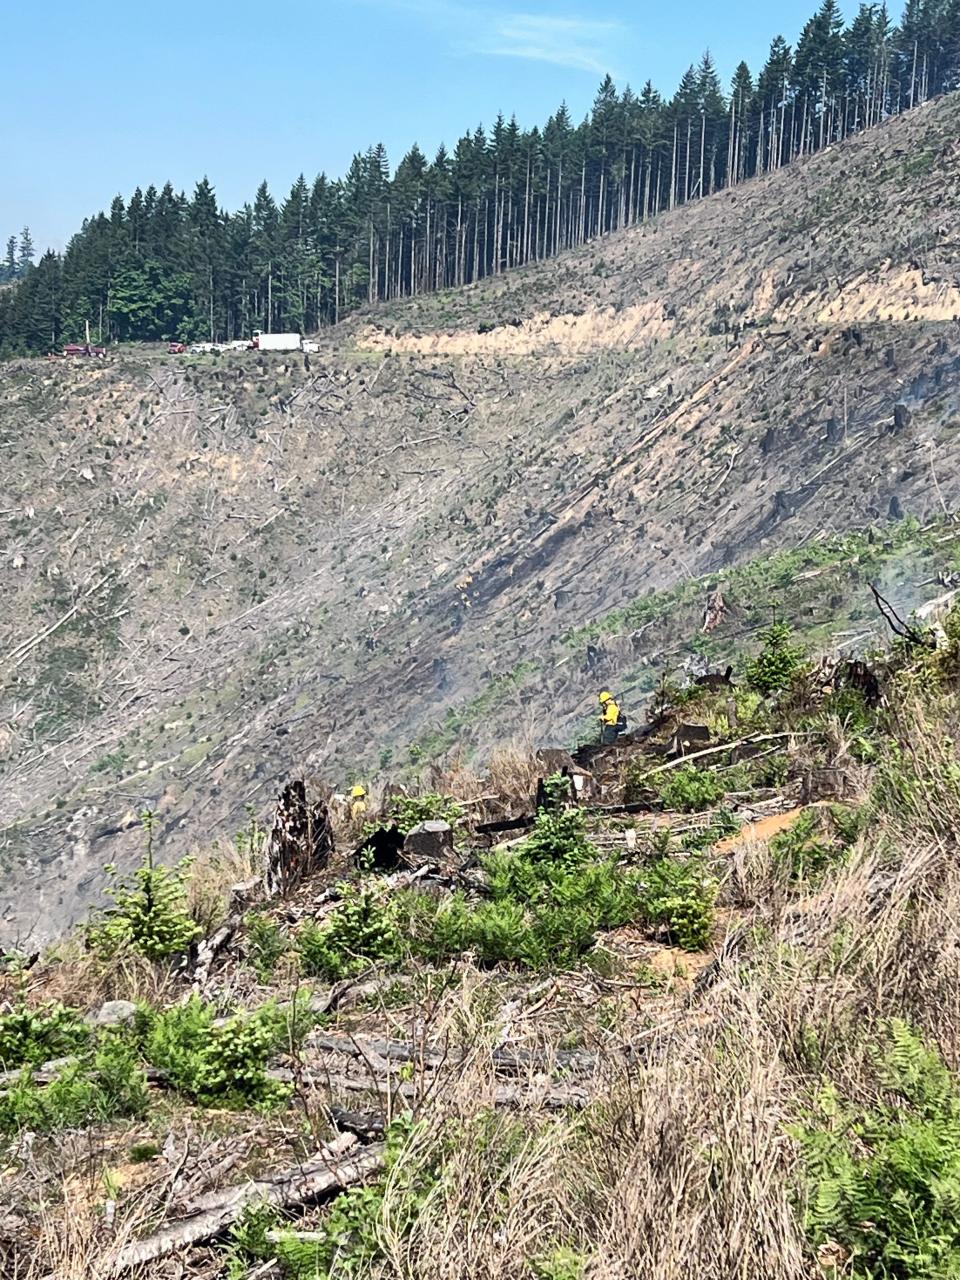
[7,938,181,1013]
[16,1167,164,1280]
[429,741,542,820]
[185,835,263,932]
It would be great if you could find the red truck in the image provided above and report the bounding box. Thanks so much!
[63,343,106,358]
[168,342,186,354]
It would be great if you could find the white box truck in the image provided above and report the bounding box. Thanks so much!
[252,331,302,352]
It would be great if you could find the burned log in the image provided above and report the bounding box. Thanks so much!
[476,814,535,836]
[666,724,712,758]
[838,658,882,707]
[825,415,845,444]
[694,665,734,691]
[583,642,606,673]
[892,402,912,433]
[801,767,852,803]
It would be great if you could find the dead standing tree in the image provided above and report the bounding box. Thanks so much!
[264,779,333,898]
[702,587,726,633]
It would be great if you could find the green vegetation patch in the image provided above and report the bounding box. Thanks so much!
[142,994,312,1109]
[794,1020,960,1280]
[0,996,91,1069]
[296,793,715,975]
[0,1033,148,1136]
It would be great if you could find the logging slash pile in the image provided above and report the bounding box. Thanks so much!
[5,603,960,1279]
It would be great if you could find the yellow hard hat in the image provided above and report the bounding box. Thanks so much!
[599,691,613,704]
[350,785,367,799]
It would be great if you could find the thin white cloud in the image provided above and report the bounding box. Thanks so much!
[360,0,622,76]
[475,13,621,76]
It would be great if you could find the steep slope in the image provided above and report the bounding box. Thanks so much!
[3,94,960,944]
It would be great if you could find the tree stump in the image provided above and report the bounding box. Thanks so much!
[264,780,333,898]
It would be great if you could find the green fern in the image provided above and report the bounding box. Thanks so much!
[794,1022,960,1278]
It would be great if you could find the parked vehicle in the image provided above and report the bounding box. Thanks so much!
[63,343,105,358]
[301,339,321,354]
[251,331,301,352]
[168,342,186,354]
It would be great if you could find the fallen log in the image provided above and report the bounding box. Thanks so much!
[0,1062,169,1092]
[274,1065,591,1111]
[636,732,801,779]
[108,1134,384,1274]
[190,911,243,987]
[303,1031,598,1077]
[326,1103,386,1140]
[475,814,534,835]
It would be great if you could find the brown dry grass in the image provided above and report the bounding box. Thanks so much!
[14,1162,166,1280]
[185,834,263,932]
[7,939,181,1013]
[429,742,542,821]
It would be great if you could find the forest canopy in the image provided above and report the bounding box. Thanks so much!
[1,0,958,354]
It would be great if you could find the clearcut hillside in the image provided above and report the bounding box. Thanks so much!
[3,93,960,944]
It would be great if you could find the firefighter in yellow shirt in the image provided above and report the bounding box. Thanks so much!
[598,691,624,745]
[350,785,368,820]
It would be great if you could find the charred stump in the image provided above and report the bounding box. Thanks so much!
[264,781,333,898]
[354,824,405,872]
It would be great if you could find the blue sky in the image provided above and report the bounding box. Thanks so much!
[3,0,865,253]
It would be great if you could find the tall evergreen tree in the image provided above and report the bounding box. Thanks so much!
[2,236,16,283]
[17,227,34,276]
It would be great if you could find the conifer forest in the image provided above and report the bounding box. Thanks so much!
[1,0,958,353]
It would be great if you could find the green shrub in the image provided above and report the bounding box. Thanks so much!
[0,997,91,1069]
[297,886,405,980]
[532,1247,589,1280]
[144,996,289,1108]
[93,1031,151,1116]
[246,913,289,981]
[520,804,598,864]
[0,1033,148,1135]
[794,1021,960,1279]
[404,806,643,969]
[88,816,201,961]
[640,856,715,951]
[743,622,807,696]
[384,792,465,835]
[705,687,768,738]
[655,765,728,813]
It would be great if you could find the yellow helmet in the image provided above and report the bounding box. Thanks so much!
[350,785,367,799]
[599,691,613,704]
